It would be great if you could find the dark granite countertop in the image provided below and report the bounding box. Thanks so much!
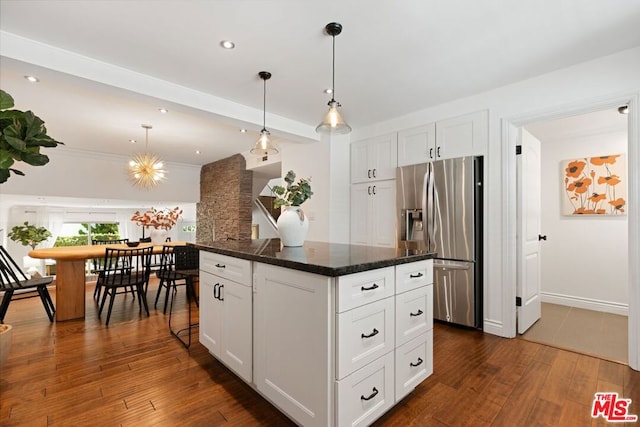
[189,239,435,277]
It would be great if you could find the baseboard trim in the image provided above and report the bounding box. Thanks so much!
[483,319,510,337]
[541,292,628,316]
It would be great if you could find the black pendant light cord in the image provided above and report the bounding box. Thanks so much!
[263,76,267,131]
[331,33,336,103]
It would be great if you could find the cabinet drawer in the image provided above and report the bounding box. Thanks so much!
[337,267,394,313]
[337,351,394,427]
[395,330,433,402]
[200,251,251,286]
[396,260,433,294]
[337,297,395,379]
[396,285,433,347]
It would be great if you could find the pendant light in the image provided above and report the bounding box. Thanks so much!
[128,124,166,189]
[316,22,351,135]
[251,71,279,156]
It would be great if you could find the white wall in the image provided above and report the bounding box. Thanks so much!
[539,128,628,313]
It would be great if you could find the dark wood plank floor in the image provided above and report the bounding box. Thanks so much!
[1,279,638,426]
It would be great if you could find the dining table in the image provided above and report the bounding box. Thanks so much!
[29,241,187,321]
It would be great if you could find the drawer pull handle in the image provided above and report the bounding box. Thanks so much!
[361,387,379,401]
[410,309,424,317]
[361,328,379,339]
[361,283,379,291]
[409,272,423,278]
[410,357,424,368]
[215,263,226,268]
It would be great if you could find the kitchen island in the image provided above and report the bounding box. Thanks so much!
[190,239,435,427]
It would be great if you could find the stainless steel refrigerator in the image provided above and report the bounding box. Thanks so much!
[396,156,483,328]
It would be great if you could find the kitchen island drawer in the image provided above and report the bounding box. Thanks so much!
[395,330,432,402]
[395,284,433,347]
[337,351,395,427]
[337,297,395,380]
[200,251,251,286]
[337,266,394,313]
[396,259,433,294]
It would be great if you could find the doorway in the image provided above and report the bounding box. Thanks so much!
[504,93,639,370]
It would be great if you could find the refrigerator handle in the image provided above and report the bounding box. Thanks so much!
[423,162,434,251]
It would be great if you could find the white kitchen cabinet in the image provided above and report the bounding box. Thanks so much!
[351,134,397,183]
[350,179,396,248]
[396,110,488,166]
[435,109,488,160]
[397,122,436,166]
[199,252,253,383]
[253,263,333,427]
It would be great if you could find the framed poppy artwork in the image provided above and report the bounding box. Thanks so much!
[561,154,626,215]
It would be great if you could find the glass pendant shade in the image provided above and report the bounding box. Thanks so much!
[128,124,166,189]
[316,100,352,134]
[317,22,351,135]
[250,128,279,155]
[251,71,279,156]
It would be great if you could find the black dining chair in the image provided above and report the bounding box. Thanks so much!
[91,238,129,300]
[158,245,199,348]
[98,246,152,326]
[0,245,55,323]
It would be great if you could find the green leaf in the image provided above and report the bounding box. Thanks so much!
[4,134,27,151]
[21,151,49,166]
[0,90,14,110]
[0,168,10,183]
[0,151,15,168]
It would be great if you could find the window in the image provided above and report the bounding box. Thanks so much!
[54,223,121,247]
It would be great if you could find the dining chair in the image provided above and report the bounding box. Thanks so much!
[166,245,200,348]
[91,238,130,300]
[98,246,152,326]
[0,245,55,323]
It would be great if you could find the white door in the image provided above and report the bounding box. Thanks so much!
[370,180,397,248]
[516,128,542,334]
[221,279,253,382]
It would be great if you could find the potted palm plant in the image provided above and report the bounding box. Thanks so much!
[271,170,313,247]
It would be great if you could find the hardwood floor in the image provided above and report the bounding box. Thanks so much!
[1,279,639,426]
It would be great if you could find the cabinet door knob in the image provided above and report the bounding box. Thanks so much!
[367,186,372,195]
[361,283,379,291]
[410,357,424,367]
[213,283,219,299]
[219,284,224,301]
[429,148,434,159]
[409,272,423,278]
[215,263,226,268]
[361,387,379,401]
[372,168,377,178]
[361,328,379,339]
[367,169,372,179]
[372,185,376,195]
[410,309,424,317]
[437,146,441,158]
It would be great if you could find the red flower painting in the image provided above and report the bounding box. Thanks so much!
[562,153,626,216]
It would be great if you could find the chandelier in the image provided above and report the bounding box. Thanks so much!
[128,124,166,188]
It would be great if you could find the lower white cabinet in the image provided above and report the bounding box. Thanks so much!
[199,270,253,383]
[395,330,433,401]
[201,252,433,427]
[337,351,395,427]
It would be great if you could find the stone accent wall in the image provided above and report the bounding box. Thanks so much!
[197,154,253,241]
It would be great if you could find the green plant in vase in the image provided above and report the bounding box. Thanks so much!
[8,221,52,250]
[271,170,313,246]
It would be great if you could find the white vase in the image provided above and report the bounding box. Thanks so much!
[150,228,168,245]
[277,206,309,247]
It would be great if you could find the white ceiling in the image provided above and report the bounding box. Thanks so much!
[1,0,639,168]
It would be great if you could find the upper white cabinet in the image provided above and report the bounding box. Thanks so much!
[351,134,398,183]
[350,180,396,248]
[397,110,488,166]
[397,123,436,166]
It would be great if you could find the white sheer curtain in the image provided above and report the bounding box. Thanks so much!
[42,208,65,248]
[116,211,141,241]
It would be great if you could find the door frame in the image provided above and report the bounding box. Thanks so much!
[501,92,640,370]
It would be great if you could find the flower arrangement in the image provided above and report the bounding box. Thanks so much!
[131,206,183,230]
[271,170,313,208]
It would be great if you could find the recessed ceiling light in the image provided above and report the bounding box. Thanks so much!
[195,150,201,155]
[24,75,39,83]
[239,128,247,133]
[158,108,169,114]
[129,139,136,144]
[220,40,235,49]
[324,88,333,94]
